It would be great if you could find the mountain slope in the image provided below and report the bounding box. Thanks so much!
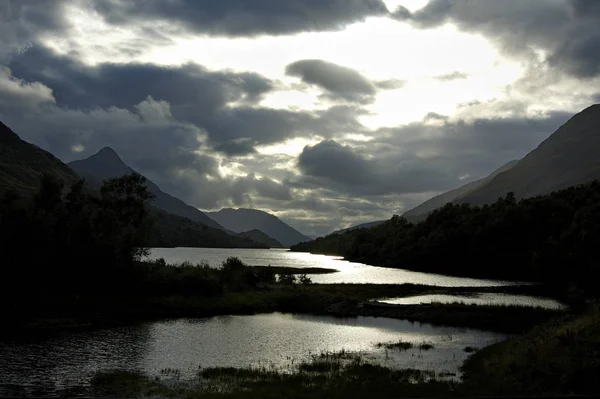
[402,159,519,221]
[206,208,311,247]
[330,220,387,235]
[69,148,224,230]
[236,229,283,248]
[458,104,600,205]
[0,121,79,194]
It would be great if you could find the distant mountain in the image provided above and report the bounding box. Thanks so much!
[69,147,223,230]
[149,208,266,249]
[458,104,600,205]
[0,121,79,194]
[330,220,387,235]
[236,229,283,248]
[206,208,312,247]
[402,160,519,221]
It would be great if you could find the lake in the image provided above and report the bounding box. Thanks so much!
[377,293,566,310]
[147,247,521,287]
[0,313,506,397]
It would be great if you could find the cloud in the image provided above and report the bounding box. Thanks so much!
[294,110,572,199]
[434,71,468,81]
[91,0,390,37]
[285,59,376,102]
[0,0,70,60]
[0,66,54,109]
[374,79,406,90]
[393,0,600,78]
[8,46,366,154]
[298,140,371,185]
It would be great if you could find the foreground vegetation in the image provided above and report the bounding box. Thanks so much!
[292,181,600,294]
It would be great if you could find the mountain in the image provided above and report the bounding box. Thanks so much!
[0,121,79,194]
[0,123,263,249]
[458,104,600,205]
[206,208,312,247]
[402,160,519,221]
[236,229,283,248]
[69,147,224,230]
[149,207,266,249]
[330,220,387,235]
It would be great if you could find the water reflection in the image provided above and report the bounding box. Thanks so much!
[0,325,152,396]
[378,293,566,310]
[0,314,506,396]
[147,248,521,287]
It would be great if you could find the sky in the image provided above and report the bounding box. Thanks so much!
[1,0,600,236]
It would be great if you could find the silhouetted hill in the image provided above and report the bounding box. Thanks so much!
[458,104,600,205]
[330,220,387,235]
[206,208,311,247]
[69,148,224,230]
[0,121,79,194]
[236,229,283,248]
[403,160,519,221]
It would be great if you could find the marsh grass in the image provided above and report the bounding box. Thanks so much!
[376,340,414,350]
[419,343,435,351]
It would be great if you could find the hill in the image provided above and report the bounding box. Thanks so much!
[458,104,600,205]
[0,121,79,194]
[69,148,224,230]
[330,220,387,235]
[206,208,312,247]
[236,229,283,248]
[402,160,518,221]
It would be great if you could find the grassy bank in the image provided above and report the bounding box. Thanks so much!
[461,304,600,396]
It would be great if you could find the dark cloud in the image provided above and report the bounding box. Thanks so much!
[294,111,573,198]
[91,0,389,37]
[0,0,69,59]
[214,139,257,156]
[8,46,274,112]
[375,79,406,90]
[298,140,371,185]
[285,59,376,102]
[8,46,365,154]
[434,71,468,81]
[297,139,455,196]
[394,0,600,78]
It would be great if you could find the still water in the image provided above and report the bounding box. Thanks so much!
[147,247,521,287]
[378,293,566,310]
[0,313,506,396]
